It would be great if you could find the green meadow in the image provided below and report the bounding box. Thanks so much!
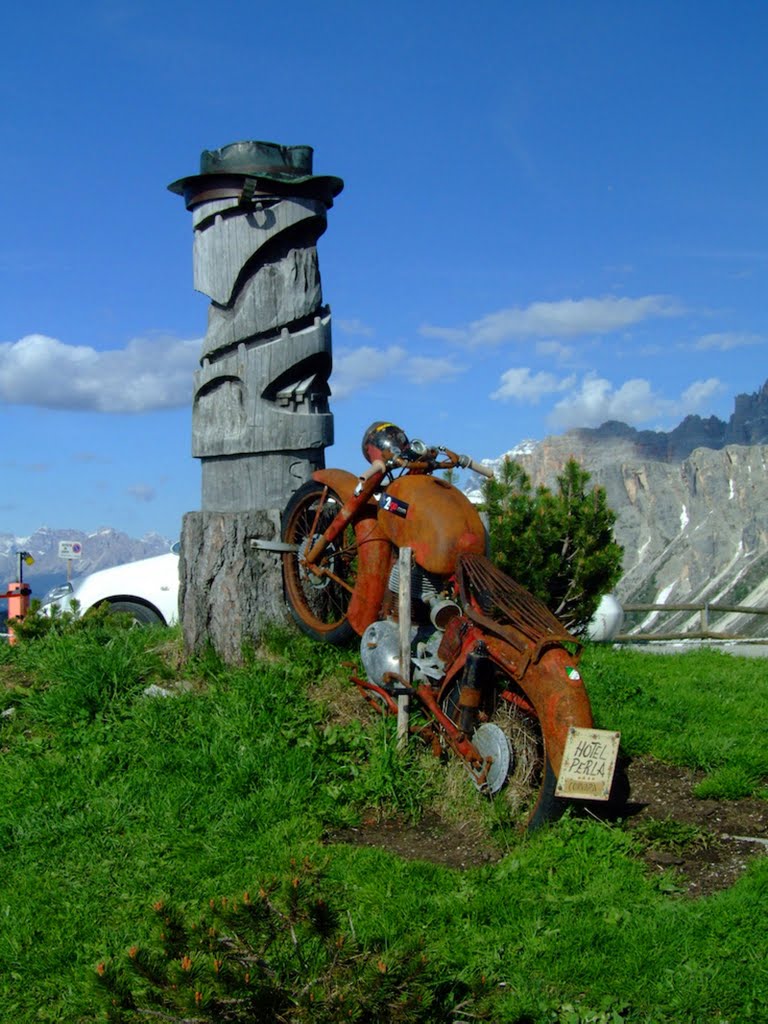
[0,619,766,1023]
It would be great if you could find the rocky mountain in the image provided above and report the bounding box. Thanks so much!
[474,380,768,638]
[0,527,174,601]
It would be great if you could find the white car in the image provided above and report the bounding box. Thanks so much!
[41,550,180,626]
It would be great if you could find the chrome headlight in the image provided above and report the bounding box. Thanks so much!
[42,583,74,605]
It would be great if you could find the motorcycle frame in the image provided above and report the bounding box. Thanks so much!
[351,611,591,786]
[298,458,594,783]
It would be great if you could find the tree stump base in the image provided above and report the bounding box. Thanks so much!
[179,510,288,663]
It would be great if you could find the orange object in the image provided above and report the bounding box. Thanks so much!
[3,581,31,645]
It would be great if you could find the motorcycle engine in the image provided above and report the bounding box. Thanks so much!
[360,619,445,688]
[387,561,461,630]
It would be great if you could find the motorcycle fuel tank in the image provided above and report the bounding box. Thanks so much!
[377,475,486,575]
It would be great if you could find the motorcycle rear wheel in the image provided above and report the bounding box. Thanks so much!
[282,481,358,645]
[441,675,565,832]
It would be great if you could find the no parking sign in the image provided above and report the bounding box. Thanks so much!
[58,541,83,559]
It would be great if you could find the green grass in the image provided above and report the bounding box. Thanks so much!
[581,644,768,797]
[0,627,766,1022]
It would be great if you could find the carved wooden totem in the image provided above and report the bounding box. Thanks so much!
[169,141,344,660]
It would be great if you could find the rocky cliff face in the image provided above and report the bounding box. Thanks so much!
[477,381,768,637]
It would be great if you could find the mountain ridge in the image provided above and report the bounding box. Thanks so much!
[474,379,768,636]
[5,381,768,636]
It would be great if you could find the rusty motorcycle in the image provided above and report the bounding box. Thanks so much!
[281,422,616,830]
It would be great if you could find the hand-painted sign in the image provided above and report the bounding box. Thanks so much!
[556,727,621,800]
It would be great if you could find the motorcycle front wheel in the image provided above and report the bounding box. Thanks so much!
[441,674,565,832]
[282,481,358,645]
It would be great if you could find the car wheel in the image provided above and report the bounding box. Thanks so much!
[106,601,164,626]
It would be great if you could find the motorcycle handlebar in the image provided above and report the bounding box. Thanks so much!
[388,446,495,479]
[456,454,494,479]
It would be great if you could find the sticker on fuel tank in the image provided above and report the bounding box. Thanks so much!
[379,493,409,517]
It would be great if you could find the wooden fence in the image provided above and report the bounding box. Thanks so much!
[615,601,768,643]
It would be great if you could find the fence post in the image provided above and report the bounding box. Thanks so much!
[397,547,412,750]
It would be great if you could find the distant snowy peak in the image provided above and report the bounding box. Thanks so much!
[463,439,540,503]
[480,439,540,474]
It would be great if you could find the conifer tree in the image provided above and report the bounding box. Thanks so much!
[482,457,623,634]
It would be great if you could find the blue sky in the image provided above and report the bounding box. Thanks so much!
[2,0,766,541]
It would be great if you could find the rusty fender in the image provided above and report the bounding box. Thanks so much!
[312,469,393,636]
[440,625,594,779]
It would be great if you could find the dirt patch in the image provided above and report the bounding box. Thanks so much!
[325,812,501,871]
[618,755,768,897]
[324,756,768,897]
[0,663,34,693]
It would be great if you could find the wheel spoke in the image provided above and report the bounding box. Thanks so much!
[281,482,359,645]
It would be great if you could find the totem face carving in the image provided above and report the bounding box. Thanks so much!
[193,315,332,456]
[170,141,343,512]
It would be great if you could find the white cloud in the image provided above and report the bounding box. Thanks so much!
[0,459,50,472]
[419,324,472,344]
[331,345,406,399]
[335,318,376,338]
[72,451,110,464]
[692,332,763,351]
[491,368,576,403]
[534,339,576,363]
[546,373,724,430]
[126,483,156,503]
[420,295,682,347]
[0,334,201,413]
[406,355,465,382]
[332,346,465,398]
[680,378,723,407]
